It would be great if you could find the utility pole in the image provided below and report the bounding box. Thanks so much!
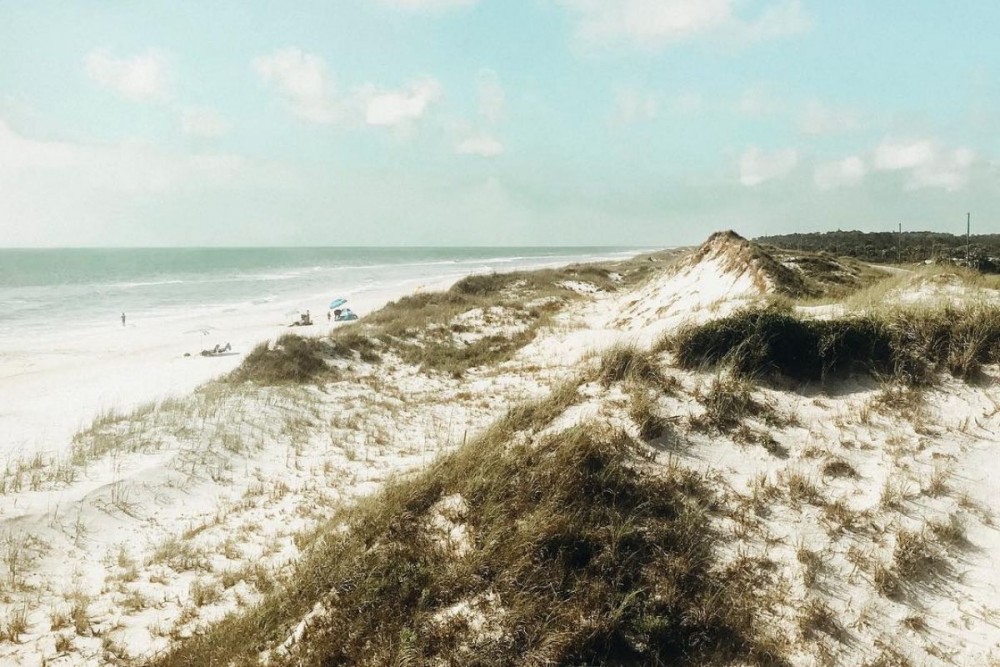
[897,223,902,263]
[967,212,971,265]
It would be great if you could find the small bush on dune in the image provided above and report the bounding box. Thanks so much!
[691,375,773,433]
[628,388,673,441]
[227,334,330,385]
[450,272,516,296]
[597,343,668,389]
[328,327,381,363]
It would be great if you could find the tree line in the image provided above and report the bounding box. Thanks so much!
[755,230,1000,271]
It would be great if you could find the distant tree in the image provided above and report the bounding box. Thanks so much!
[755,230,1000,272]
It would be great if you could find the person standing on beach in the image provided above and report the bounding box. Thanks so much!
[121,312,126,327]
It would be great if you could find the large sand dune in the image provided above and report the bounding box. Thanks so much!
[1,238,999,666]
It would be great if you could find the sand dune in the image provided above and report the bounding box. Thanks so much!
[0,239,998,666]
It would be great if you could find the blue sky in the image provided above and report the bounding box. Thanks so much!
[0,1,997,246]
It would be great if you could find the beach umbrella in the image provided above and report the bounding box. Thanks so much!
[329,297,348,310]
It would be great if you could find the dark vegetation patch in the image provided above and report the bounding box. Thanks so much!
[154,383,787,667]
[226,330,384,385]
[690,375,778,434]
[627,387,675,442]
[771,250,888,298]
[733,425,789,458]
[327,328,381,363]
[597,343,671,389]
[875,528,950,600]
[757,229,1000,270]
[226,334,333,385]
[667,304,1000,385]
[822,459,859,479]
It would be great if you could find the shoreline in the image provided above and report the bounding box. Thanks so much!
[0,249,643,459]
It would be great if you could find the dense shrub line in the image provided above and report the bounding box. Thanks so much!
[666,304,1000,384]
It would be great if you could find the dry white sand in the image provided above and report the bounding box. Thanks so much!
[0,246,998,665]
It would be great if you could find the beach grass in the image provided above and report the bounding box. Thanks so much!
[151,377,787,667]
[666,301,1000,385]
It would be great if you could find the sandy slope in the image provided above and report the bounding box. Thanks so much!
[1,236,999,665]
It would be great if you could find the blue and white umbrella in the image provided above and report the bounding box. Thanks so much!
[329,298,348,310]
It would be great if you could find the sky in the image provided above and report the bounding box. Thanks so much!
[0,1,998,247]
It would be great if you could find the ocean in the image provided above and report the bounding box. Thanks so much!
[1,246,646,453]
[0,246,641,338]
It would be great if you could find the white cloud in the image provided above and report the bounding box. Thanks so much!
[872,138,974,191]
[456,134,504,157]
[873,138,935,171]
[360,78,442,127]
[84,49,172,103]
[254,48,338,123]
[614,87,657,124]
[0,118,247,194]
[254,49,443,132]
[558,0,809,48]
[0,117,299,244]
[377,0,477,9]
[910,148,975,191]
[739,146,798,186]
[455,71,505,157]
[476,69,505,124]
[814,156,866,190]
[181,108,231,137]
[798,100,861,136]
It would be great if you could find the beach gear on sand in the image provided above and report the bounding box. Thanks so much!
[199,342,232,357]
[329,298,357,321]
[290,310,313,326]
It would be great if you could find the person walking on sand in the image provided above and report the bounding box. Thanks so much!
[121,312,126,327]
[327,310,331,323]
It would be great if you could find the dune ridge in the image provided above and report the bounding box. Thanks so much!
[1,237,1000,666]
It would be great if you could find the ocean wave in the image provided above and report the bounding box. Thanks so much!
[115,279,187,289]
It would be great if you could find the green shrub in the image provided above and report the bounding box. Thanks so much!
[227,334,329,385]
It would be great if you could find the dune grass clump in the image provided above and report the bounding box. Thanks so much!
[449,271,518,296]
[154,416,786,666]
[227,334,331,385]
[628,388,673,441]
[597,343,668,388]
[328,327,381,363]
[668,303,1000,385]
[887,304,1000,379]
[690,374,775,433]
[667,305,894,383]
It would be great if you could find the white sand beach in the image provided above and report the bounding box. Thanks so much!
[0,236,999,666]
[1,251,638,461]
